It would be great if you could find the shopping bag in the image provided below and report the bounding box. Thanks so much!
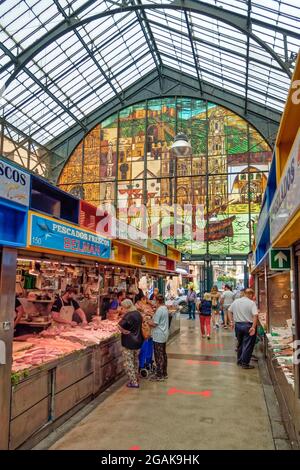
[142,320,151,340]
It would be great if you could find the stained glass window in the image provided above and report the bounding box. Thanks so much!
[58,97,272,255]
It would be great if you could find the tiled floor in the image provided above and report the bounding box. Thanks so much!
[47,316,281,450]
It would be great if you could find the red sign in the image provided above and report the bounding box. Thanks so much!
[167,387,212,397]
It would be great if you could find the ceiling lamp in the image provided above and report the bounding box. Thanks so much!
[171,132,192,157]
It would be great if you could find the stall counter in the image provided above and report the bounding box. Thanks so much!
[10,330,123,450]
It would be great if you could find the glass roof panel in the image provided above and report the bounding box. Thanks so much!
[78,0,108,19]
[0,0,63,48]
[0,0,299,147]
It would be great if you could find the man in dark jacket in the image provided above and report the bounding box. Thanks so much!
[187,287,197,320]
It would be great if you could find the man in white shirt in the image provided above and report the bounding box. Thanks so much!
[228,288,258,369]
[220,284,235,329]
[147,294,169,381]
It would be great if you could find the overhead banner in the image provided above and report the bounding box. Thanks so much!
[29,213,111,259]
[270,128,300,242]
[0,157,30,207]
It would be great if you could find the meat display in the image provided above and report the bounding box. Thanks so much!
[12,336,85,372]
[12,318,120,373]
[59,319,120,345]
[12,342,34,354]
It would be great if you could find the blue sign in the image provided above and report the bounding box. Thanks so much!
[0,157,30,207]
[30,214,111,259]
[255,200,268,246]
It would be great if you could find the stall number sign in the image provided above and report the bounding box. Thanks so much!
[0,158,30,207]
[269,248,291,271]
[30,214,111,259]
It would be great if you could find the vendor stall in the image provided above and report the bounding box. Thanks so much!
[253,54,300,447]
[10,330,123,450]
[0,157,31,450]
[0,156,182,449]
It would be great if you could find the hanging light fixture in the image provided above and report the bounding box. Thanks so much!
[171,6,192,158]
[171,132,192,157]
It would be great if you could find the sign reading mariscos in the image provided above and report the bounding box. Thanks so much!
[0,157,30,207]
[29,213,111,259]
[270,128,300,242]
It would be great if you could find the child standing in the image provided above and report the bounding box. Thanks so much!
[199,293,212,340]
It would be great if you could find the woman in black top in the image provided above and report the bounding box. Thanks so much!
[118,299,143,388]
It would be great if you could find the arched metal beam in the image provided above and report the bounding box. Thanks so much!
[1,0,294,91]
[0,42,87,132]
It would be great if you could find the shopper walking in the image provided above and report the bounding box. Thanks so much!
[118,299,143,388]
[228,288,258,369]
[187,286,197,320]
[199,293,212,340]
[211,285,221,328]
[221,284,235,329]
[147,294,169,381]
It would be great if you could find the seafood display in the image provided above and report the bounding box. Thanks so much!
[266,326,294,387]
[12,319,120,373]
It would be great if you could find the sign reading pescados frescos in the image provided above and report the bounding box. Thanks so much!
[0,157,30,207]
[29,213,111,259]
[270,128,300,242]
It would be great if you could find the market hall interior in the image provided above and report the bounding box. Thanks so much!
[1,0,300,454]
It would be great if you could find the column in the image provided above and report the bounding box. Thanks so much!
[0,247,17,450]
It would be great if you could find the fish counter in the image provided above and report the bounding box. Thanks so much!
[10,310,180,449]
[10,319,123,450]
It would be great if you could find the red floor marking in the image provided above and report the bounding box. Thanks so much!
[167,387,212,397]
[129,446,141,450]
[186,359,221,365]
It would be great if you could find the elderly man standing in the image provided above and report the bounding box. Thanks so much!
[147,294,169,381]
[228,288,258,370]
